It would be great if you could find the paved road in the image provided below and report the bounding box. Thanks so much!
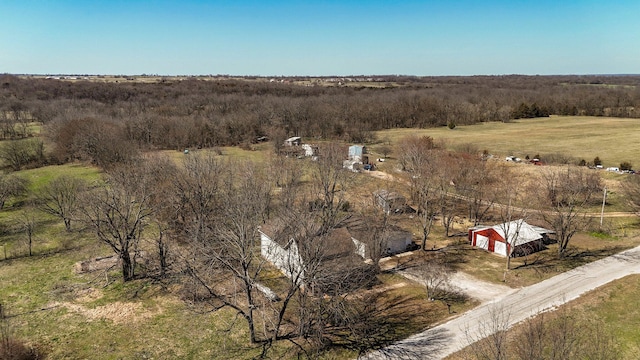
[361,245,640,360]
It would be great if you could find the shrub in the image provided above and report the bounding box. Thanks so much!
[593,156,602,166]
[0,337,40,360]
[620,161,633,171]
[1,303,42,360]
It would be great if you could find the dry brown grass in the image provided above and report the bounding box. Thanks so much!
[447,275,640,360]
[376,116,640,167]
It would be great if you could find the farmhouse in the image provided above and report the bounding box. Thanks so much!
[468,220,553,257]
[259,219,364,286]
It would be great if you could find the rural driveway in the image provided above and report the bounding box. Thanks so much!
[361,245,640,360]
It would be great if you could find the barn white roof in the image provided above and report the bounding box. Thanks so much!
[492,219,543,246]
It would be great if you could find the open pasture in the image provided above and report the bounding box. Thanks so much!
[377,116,640,168]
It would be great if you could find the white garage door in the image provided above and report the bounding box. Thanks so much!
[476,235,489,250]
[494,241,507,256]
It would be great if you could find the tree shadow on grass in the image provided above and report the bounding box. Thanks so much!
[321,291,451,359]
[514,245,630,274]
[562,245,628,266]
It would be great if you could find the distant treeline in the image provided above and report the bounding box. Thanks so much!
[1,74,639,166]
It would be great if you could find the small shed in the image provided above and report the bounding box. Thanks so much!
[301,144,318,157]
[468,220,552,257]
[284,136,302,146]
[373,190,406,214]
[351,227,414,260]
[385,229,414,255]
[348,145,367,161]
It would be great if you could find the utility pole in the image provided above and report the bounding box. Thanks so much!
[600,187,607,227]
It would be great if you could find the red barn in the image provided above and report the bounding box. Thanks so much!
[468,220,552,257]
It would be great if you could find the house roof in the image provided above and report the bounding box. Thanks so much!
[259,218,355,260]
[259,218,306,249]
[471,219,551,247]
[492,220,543,246]
[321,227,356,259]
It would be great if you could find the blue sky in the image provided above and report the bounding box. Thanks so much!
[1,0,638,76]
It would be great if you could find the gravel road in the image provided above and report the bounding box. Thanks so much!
[362,245,640,360]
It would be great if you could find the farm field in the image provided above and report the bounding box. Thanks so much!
[376,116,640,168]
[2,116,640,359]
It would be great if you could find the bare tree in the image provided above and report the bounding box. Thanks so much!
[436,152,464,237]
[80,164,154,281]
[547,308,580,360]
[397,135,436,172]
[0,138,45,171]
[413,260,455,301]
[398,136,443,250]
[513,313,546,360]
[512,309,619,360]
[464,305,511,360]
[622,174,640,214]
[494,166,530,271]
[413,180,438,251]
[180,154,380,354]
[577,319,621,360]
[20,209,37,257]
[140,154,178,278]
[268,154,300,209]
[538,166,602,257]
[171,152,224,243]
[348,210,391,273]
[37,175,86,231]
[183,161,273,345]
[455,156,501,226]
[377,144,392,159]
[311,142,353,231]
[0,173,28,210]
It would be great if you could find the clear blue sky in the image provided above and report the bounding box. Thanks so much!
[1,0,638,76]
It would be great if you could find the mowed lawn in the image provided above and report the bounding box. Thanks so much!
[377,116,640,168]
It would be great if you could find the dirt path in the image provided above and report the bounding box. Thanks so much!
[449,272,514,304]
[399,270,513,305]
[363,169,639,218]
[361,245,640,360]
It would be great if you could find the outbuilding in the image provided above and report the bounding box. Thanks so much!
[284,136,302,146]
[373,189,406,214]
[468,220,553,257]
[348,145,367,161]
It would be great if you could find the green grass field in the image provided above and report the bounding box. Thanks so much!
[376,116,640,168]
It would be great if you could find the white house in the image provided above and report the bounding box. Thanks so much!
[468,220,553,257]
[260,227,304,281]
[259,222,358,284]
